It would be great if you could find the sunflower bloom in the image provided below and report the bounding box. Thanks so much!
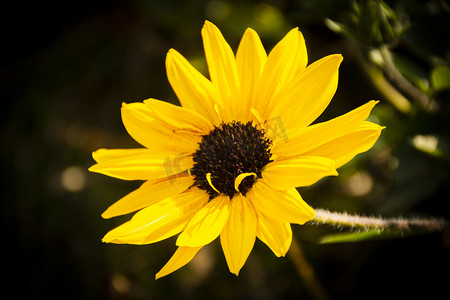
[89,21,383,279]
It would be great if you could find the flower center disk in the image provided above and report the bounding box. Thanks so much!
[191,121,273,199]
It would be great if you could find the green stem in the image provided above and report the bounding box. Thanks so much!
[288,235,328,300]
[364,61,412,114]
[378,45,439,112]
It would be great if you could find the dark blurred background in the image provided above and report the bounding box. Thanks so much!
[2,0,450,299]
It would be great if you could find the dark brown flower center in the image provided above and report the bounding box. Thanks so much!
[191,121,273,199]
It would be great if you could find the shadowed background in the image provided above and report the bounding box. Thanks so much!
[2,0,450,299]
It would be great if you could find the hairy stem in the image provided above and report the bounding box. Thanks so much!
[312,208,447,232]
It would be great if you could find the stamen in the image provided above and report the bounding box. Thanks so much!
[191,121,273,198]
[234,173,257,193]
[206,173,220,194]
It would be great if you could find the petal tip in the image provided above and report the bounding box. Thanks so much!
[204,20,214,27]
[332,168,339,176]
[366,100,380,109]
[88,164,99,173]
[327,53,344,65]
[166,48,179,61]
[243,27,256,34]
[202,20,216,32]
[101,210,112,219]
[91,149,102,161]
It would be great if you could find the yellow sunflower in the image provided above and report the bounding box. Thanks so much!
[89,20,383,279]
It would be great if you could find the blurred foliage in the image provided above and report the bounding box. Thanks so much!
[2,0,449,299]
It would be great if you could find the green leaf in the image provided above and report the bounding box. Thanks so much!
[431,65,450,92]
[319,230,390,244]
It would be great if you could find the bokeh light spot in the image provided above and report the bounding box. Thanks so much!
[61,166,86,192]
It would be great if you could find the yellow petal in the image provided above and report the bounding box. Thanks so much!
[262,156,338,190]
[295,30,308,71]
[235,28,267,121]
[255,212,292,257]
[272,100,379,157]
[121,102,201,153]
[248,181,314,225]
[102,188,208,245]
[220,194,256,275]
[176,195,230,247]
[166,48,220,125]
[257,28,303,118]
[303,121,384,168]
[155,246,202,280]
[202,20,239,121]
[92,148,149,164]
[101,174,194,219]
[267,54,343,136]
[144,98,213,134]
[89,148,193,181]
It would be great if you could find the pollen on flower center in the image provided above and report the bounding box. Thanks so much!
[191,121,273,199]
